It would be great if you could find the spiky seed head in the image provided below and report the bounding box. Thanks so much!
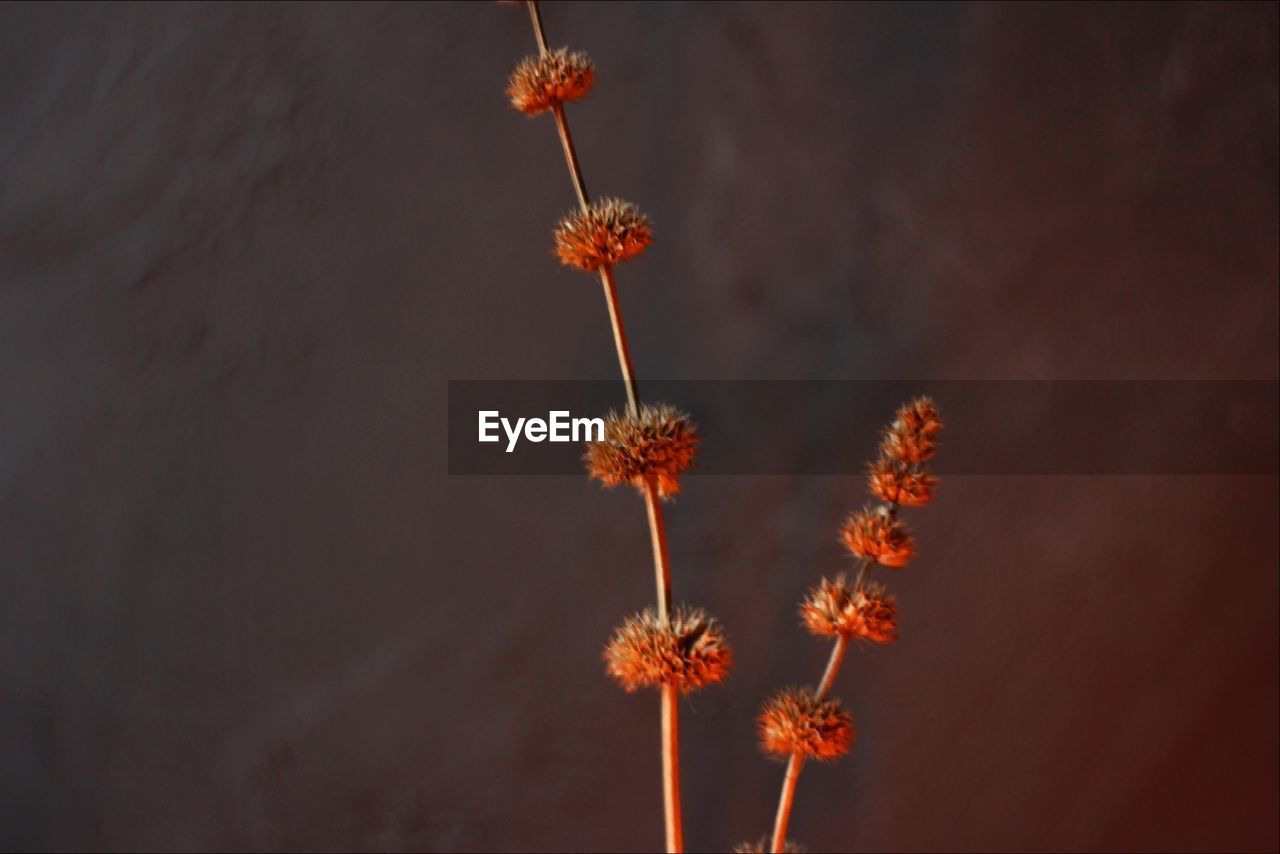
[733,839,805,853]
[840,506,915,567]
[868,458,937,507]
[553,198,653,272]
[507,48,595,116]
[800,576,898,643]
[584,404,698,498]
[880,396,943,465]
[757,688,854,761]
[603,606,732,693]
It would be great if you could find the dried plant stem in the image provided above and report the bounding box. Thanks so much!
[815,634,850,701]
[661,683,684,852]
[552,104,591,212]
[522,3,680,849]
[526,0,549,55]
[644,478,675,621]
[770,754,805,854]
[768,632,848,853]
[770,496,902,851]
[599,264,641,414]
[852,556,872,591]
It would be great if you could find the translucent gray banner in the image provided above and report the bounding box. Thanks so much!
[447,381,1278,476]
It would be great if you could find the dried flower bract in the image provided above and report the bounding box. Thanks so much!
[604,606,732,692]
[757,689,854,761]
[585,404,698,498]
[507,48,595,116]
[800,577,898,643]
[840,507,915,567]
[554,198,653,272]
[868,458,936,507]
[880,396,943,465]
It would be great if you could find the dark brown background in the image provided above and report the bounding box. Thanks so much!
[2,2,1277,851]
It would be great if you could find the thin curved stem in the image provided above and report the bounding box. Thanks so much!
[599,265,640,414]
[552,103,591,211]
[643,479,673,621]
[815,634,849,701]
[852,556,871,592]
[526,0,548,55]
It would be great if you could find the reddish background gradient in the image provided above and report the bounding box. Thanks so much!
[2,2,1277,851]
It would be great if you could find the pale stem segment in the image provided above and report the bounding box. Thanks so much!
[647,478,681,852]
[552,103,591,212]
[770,753,804,854]
[526,0,549,55]
[661,683,685,853]
[852,556,872,591]
[815,634,849,701]
[599,264,641,414]
[643,478,674,622]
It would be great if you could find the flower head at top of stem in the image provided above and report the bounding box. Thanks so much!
[879,396,943,465]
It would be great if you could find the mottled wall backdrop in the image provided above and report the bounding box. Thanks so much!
[2,2,1276,852]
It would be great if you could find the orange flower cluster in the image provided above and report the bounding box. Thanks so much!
[752,398,942,843]
[800,577,898,643]
[840,397,942,568]
[584,404,699,498]
[868,458,936,507]
[603,606,732,693]
[553,198,653,272]
[839,506,915,568]
[879,396,943,465]
[757,689,854,761]
[507,48,595,116]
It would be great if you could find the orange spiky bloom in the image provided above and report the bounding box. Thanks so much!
[553,198,653,272]
[584,404,698,498]
[604,606,732,693]
[507,48,595,116]
[880,396,943,465]
[733,839,805,853]
[868,458,936,507]
[839,507,915,567]
[800,577,898,643]
[757,689,854,761]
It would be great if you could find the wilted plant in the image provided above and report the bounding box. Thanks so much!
[746,398,944,853]
[502,2,730,851]
[499,5,943,853]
